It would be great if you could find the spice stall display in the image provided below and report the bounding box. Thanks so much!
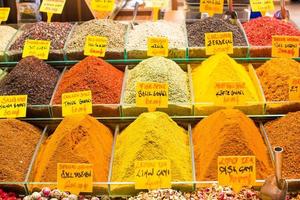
[243,17,300,57]
[30,115,113,193]
[52,56,124,117]
[65,19,127,60]
[110,112,193,195]
[6,22,73,61]
[263,111,300,179]
[0,26,17,62]
[0,119,42,190]
[192,109,273,181]
[123,56,192,116]
[126,21,187,59]
[186,17,249,58]
[192,53,264,115]
[0,56,60,117]
[256,58,300,114]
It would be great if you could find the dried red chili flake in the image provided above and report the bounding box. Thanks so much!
[243,17,300,46]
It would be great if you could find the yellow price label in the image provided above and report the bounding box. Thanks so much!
[147,37,169,57]
[57,163,93,195]
[0,95,27,118]
[250,0,274,12]
[0,7,10,23]
[91,0,115,12]
[40,0,66,14]
[288,78,300,101]
[200,0,224,16]
[136,82,168,111]
[22,39,51,60]
[272,36,299,58]
[205,32,233,55]
[84,36,108,57]
[61,91,92,117]
[135,160,171,190]
[215,82,246,107]
[145,0,168,8]
[218,156,256,192]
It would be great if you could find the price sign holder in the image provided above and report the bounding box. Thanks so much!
[0,95,27,119]
[84,35,108,57]
[205,32,233,55]
[289,78,300,101]
[218,156,256,192]
[199,0,224,17]
[39,0,67,22]
[61,91,93,117]
[0,7,10,24]
[215,81,246,107]
[272,36,299,58]
[147,37,169,57]
[22,40,51,60]
[135,160,171,190]
[57,163,93,195]
[250,0,274,15]
[136,82,168,112]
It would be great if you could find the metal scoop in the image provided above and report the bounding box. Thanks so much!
[130,2,139,29]
[260,147,288,200]
[274,0,290,20]
[223,0,238,24]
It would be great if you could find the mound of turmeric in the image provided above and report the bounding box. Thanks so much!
[193,109,273,181]
[32,115,113,183]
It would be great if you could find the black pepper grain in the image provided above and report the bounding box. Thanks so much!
[0,56,60,105]
[186,17,247,47]
[9,22,73,50]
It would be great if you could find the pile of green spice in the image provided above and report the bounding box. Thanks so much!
[0,56,60,105]
[124,56,190,104]
[65,19,126,58]
[53,56,124,105]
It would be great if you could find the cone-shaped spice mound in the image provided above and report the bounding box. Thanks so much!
[193,109,273,181]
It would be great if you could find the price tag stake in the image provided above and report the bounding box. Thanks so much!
[136,82,168,112]
[0,7,10,24]
[147,37,169,57]
[135,160,171,190]
[205,32,233,55]
[57,163,93,195]
[22,40,51,60]
[272,36,299,58]
[0,95,27,119]
[39,0,66,22]
[62,90,93,117]
[218,156,256,192]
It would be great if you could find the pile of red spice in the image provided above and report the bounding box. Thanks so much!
[243,17,300,46]
[53,56,124,104]
[0,189,19,200]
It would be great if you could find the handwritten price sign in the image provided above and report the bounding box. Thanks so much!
[91,0,115,12]
[205,32,233,55]
[147,37,169,57]
[215,82,246,107]
[272,36,299,58]
[200,0,224,16]
[0,95,27,118]
[288,78,300,101]
[40,0,66,14]
[84,35,108,57]
[62,91,92,117]
[135,160,171,190]
[218,156,256,192]
[0,7,10,23]
[136,82,168,111]
[250,0,274,13]
[57,163,93,195]
[22,40,51,60]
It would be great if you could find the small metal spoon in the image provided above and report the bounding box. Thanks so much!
[130,2,139,29]
[223,0,238,24]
